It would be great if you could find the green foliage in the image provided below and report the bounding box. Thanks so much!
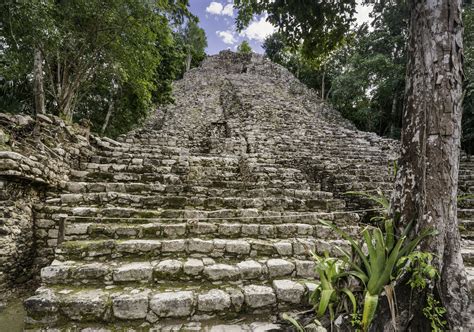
[398,251,438,290]
[281,313,306,332]
[309,252,357,323]
[1,0,198,137]
[237,40,252,55]
[234,0,357,58]
[174,19,207,77]
[423,294,448,332]
[317,189,436,331]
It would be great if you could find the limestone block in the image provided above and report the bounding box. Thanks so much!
[150,291,194,318]
[113,262,153,282]
[155,259,182,277]
[197,289,231,312]
[61,290,109,321]
[161,239,186,253]
[242,285,276,309]
[226,240,251,255]
[236,260,263,280]
[188,238,214,253]
[266,259,295,277]
[204,264,239,281]
[183,258,204,276]
[272,279,305,304]
[112,291,149,319]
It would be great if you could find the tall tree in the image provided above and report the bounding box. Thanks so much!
[235,0,469,329]
[391,1,469,329]
[1,0,191,123]
[180,19,207,72]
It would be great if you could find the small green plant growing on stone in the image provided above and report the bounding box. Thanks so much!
[400,251,447,331]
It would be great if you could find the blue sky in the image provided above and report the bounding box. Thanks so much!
[189,1,373,55]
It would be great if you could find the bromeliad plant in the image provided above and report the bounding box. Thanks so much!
[314,190,437,331]
[321,218,436,331]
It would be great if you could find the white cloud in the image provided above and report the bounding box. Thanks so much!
[240,15,275,42]
[222,4,234,16]
[206,1,234,17]
[217,30,237,44]
[206,2,223,15]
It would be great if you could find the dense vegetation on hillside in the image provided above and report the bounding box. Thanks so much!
[0,0,207,137]
[261,2,474,154]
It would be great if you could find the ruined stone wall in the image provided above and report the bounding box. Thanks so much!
[0,113,99,295]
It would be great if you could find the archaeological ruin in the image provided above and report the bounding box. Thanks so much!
[0,51,472,330]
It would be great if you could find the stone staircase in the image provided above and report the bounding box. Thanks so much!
[23,51,473,330]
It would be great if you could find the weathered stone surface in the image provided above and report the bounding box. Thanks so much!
[183,258,204,276]
[242,285,276,308]
[113,262,153,282]
[112,291,149,319]
[150,291,194,317]
[204,264,239,281]
[266,259,295,277]
[237,260,263,280]
[197,289,231,312]
[155,259,182,277]
[61,290,109,321]
[272,279,305,304]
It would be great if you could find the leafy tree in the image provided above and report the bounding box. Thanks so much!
[235,0,357,58]
[180,19,207,73]
[237,40,252,54]
[1,0,192,136]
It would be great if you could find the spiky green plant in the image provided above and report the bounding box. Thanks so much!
[320,219,436,331]
[309,252,357,325]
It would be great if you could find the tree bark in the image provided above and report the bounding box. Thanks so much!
[389,95,397,138]
[321,63,326,100]
[185,51,192,72]
[101,100,114,135]
[391,0,470,329]
[33,48,46,115]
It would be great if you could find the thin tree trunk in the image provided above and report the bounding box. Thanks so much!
[185,51,192,72]
[391,0,469,329]
[321,63,326,100]
[33,48,45,115]
[101,100,114,135]
[389,95,397,137]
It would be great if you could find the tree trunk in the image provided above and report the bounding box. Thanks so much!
[321,63,326,100]
[101,100,114,135]
[33,48,46,115]
[185,51,192,72]
[391,0,469,329]
[389,95,397,138]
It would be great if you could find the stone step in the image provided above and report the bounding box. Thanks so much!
[25,319,284,331]
[462,243,474,266]
[459,209,474,220]
[39,206,361,226]
[55,192,345,211]
[71,170,306,184]
[65,221,359,241]
[24,280,316,326]
[55,238,349,261]
[61,182,327,200]
[40,257,319,286]
[62,180,316,194]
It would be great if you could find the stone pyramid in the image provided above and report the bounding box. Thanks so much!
[20,51,473,330]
